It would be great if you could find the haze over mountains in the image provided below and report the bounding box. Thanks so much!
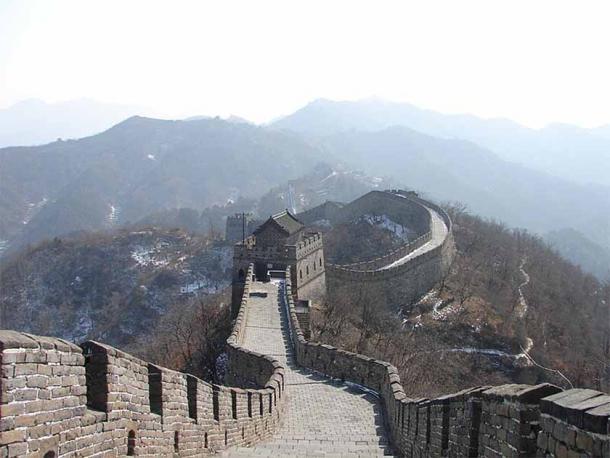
[272,98,610,188]
[0,99,144,147]
[1,97,609,280]
[0,116,321,249]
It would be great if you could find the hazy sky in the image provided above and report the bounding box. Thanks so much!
[1,0,609,127]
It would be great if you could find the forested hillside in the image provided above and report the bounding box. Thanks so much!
[0,228,231,348]
[315,205,610,396]
[271,99,610,279]
[1,192,607,390]
[0,116,322,251]
[2,107,608,280]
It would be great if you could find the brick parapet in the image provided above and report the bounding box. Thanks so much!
[328,232,432,272]
[0,263,285,456]
[284,267,609,458]
[536,389,610,457]
[325,190,456,310]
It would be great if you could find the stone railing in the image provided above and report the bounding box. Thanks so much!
[0,264,286,457]
[325,191,456,309]
[284,267,610,457]
[329,232,432,272]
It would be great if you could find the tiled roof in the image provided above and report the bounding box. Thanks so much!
[271,210,304,235]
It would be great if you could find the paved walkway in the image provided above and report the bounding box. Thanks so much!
[379,208,448,270]
[224,281,393,457]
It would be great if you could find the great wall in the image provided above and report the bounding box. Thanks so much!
[311,190,456,310]
[1,190,608,457]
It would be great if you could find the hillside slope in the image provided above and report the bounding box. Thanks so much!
[313,127,610,277]
[0,116,323,250]
[135,163,396,238]
[545,228,610,282]
[315,205,610,396]
[0,228,232,348]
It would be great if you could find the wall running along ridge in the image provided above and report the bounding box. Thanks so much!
[0,264,286,457]
[1,194,609,456]
[325,191,456,309]
[283,267,610,458]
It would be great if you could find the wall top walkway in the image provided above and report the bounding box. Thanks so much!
[225,279,394,456]
[326,190,453,276]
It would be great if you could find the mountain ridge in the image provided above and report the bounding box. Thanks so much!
[271,98,610,187]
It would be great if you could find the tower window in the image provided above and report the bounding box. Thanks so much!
[127,431,136,456]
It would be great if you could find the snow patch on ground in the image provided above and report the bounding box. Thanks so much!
[440,343,532,366]
[22,197,48,225]
[311,219,332,228]
[181,277,223,294]
[320,170,338,183]
[226,188,240,206]
[517,257,530,318]
[0,240,9,257]
[361,214,415,241]
[107,204,120,226]
[447,347,512,357]
[131,245,169,267]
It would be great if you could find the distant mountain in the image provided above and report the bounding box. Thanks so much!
[312,126,610,271]
[0,116,323,251]
[544,228,610,282]
[134,163,396,240]
[183,114,252,124]
[271,98,610,187]
[0,98,142,147]
[2,104,609,280]
[255,163,396,218]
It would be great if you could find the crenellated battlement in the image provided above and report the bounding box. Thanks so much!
[282,267,610,458]
[1,191,608,456]
[325,190,456,309]
[1,267,608,457]
[0,264,286,457]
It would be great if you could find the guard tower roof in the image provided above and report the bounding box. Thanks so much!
[254,210,304,237]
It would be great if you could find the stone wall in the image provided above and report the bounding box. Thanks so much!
[326,190,432,236]
[332,232,432,272]
[225,213,260,243]
[283,268,610,458]
[0,264,286,457]
[325,190,456,310]
[537,389,610,458]
[294,233,326,303]
[296,201,344,226]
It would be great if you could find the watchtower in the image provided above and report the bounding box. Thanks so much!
[225,213,259,243]
[231,210,326,317]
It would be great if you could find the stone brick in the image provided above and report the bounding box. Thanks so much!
[0,429,26,445]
